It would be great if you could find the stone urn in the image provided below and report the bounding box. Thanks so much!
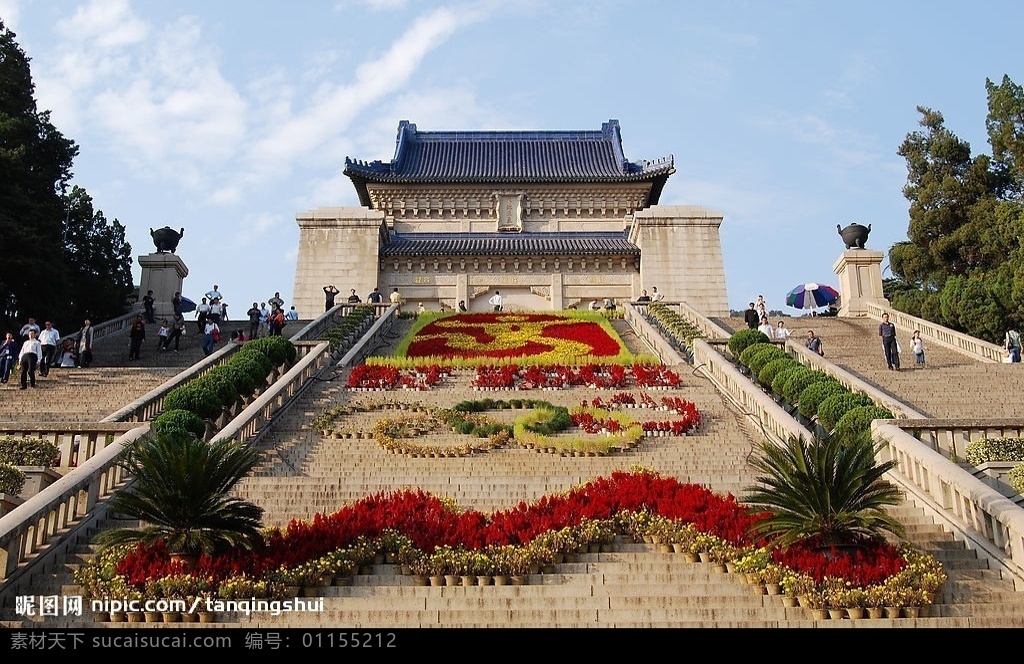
[150,226,185,253]
[837,223,871,250]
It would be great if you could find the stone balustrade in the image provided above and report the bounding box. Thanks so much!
[691,338,813,446]
[0,426,151,583]
[864,301,1005,363]
[873,421,1024,589]
[623,303,688,366]
[0,422,139,471]
[339,305,398,367]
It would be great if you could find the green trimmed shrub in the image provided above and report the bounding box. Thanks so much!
[833,405,895,445]
[728,329,771,360]
[739,342,776,367]
[247,336,295,366]
[0,437,60,466]
[0,464,26,495]
[781,369,831,406]
[771,365,813,399]
[816,392,875,432]
[747,346,788,376]
[153,410,206,440]
[964,438,1024,466]
[221,363,257,397]
[758,357,798,389]
[163,383,223,420]
[1009,464,1024,496]
[797,379,846,420]
[196,367,240,408]
[230,350,274,385]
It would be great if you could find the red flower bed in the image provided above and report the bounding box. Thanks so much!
[113,470,907,590]
[404,313,624,361]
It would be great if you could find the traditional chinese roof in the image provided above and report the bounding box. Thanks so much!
[379,231,640,257]
[345,120,674,207]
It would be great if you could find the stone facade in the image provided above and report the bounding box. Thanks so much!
[293,121,729,317]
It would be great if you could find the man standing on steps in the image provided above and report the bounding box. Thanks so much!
[247,302,262,340]
[879,312,900,371]
[1005,325,1022,363]
[805,330,824,356]
[744,302,760,329]
[37,321,60,377]
[142,290,156,324]
[18,329,41,389]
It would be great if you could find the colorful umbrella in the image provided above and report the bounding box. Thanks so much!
[785,283,839,310]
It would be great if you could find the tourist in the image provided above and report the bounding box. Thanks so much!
[128,318,146,361]
[603,298,616,311]
[205,284,223,302]
[0,332,16,384]
[19,317,40,349]
[142,289,156,324]
[247,302,262,340]
[758,316,775,340]
[775,320,791,341]
[77,319,94,367]
[18,329,41,389]
[636,290,652,304]
[286,306,299,321]
[346,288,361,304]
[165,313,185,352]
[37,320,59,377]
[259,302,270,337]
[805,330,824,356]
[156,319,170,350]
[196,297,211,333]
[268,308,286,336]
[744,303,759,329]
[368,287,385,317]
[1004,325,1021,363]
[202,319,220,355]
[589,300,601,311]
[58,338,77,367]
[324,284,340,311]
[172,291,183,317]
[209,298,223,325]
[269,292,285,312]
[458,300,467,312]
[910,330,926,366]
[879,312,900,371]
[489,291,503,312]
[651,287,665,303]
[390,288,402,311]
[756,294,767,319]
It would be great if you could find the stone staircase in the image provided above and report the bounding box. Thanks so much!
[4,314,1024,628]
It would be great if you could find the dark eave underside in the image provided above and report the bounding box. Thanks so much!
[380,232,639,257]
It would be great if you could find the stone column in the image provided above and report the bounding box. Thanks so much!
[832,249,889,317]
[138,253,189,320]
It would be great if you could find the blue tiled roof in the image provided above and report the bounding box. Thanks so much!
[345,120,674,206]
[380,231,639,257]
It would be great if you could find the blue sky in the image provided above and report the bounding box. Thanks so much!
[3,0,1021,316]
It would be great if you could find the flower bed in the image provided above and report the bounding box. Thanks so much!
[76,469,945,613]
[390,311,652,367]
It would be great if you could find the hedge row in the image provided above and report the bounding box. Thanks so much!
[731,330,893,442]
[155,336,296,437]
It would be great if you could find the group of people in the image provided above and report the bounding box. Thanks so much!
[0,317,96,389]
[744,299,792,341]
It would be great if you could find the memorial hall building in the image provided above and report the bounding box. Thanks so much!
[292,120,729,316]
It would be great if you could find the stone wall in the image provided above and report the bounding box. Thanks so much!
[630,206,729,317]
[292,207,385,317]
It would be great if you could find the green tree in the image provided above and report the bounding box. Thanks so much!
[0,19,76,327]
[0,20,132,331]
[96,433,264,561]
[743,432,905,550]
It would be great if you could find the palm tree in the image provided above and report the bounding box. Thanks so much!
[96,432,264,565]
[743,430,905,550]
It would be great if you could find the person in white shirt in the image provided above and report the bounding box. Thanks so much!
[268,292,285,311]
[18,329,42,389]
[758,316,775,340]
[157,320,171,350]
[205,285,223,302]
[651,287,665,302]
[19,317,40,346]
[259,302,270,337]
[37,320,60,376]
[489,291,503,312]
[774,320,791,341]
[196,297,211,334]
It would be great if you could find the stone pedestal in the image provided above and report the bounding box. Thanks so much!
[138,253,189,320]
[832,249,888,317]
